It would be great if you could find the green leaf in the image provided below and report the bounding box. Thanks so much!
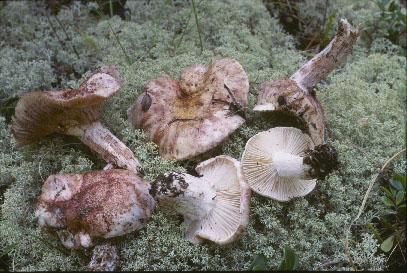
[366,221,383,243]
[380,235,394,252]
[249,254,266,271]
[395,191,405,205]
[390,177,404,192]
[380,186,393,199]
[0,242,19,259]
[393,173,406,189]
[279,246,299,270]
[379,218,397,231]
[381,196,394,206]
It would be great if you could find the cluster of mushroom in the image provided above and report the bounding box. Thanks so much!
[10,18,359,271]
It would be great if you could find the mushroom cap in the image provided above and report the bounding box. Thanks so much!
[11,65,122,146]
[192,155,251,244]
[35,169,154,249]
[127,58,249,161]
[253,78,325,145]
[241,127,316,201]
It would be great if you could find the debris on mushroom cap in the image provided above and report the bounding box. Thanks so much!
[11,65,142,173]
[127,58,249,161]
[11,65,122,145]
[35,169,155,249]
[241,127,318,201]
[88,242,120,272]
[150,155,251,245]
[254,78,326,145]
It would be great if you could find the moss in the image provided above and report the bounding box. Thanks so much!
[0,0,405,271]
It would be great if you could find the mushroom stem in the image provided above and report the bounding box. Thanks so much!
[66,121,141,173]
[290,19,361,94]
[150,172,216,221]
[273,151,310,179]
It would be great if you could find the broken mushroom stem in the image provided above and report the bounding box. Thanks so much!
[66,121,141,174]
[290,18,361,94]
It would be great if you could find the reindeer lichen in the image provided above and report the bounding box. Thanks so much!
[0,0,405,271]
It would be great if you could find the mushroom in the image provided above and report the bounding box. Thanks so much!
[11,65,141,173]
[127,58,249,161]
[150,155,251,244]
[254,19,360,146]
[35,169,155,249]
[241,127,338,201]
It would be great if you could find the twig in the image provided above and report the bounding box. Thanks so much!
[345,148,406,271]
[191,0,203,54]
[317,259,345,269]
[54,15,81,59]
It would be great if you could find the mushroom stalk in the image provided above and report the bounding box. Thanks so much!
[150,172,216,221]
[66,121,141,173]
[272,151,310,179]
[290,19,361,94]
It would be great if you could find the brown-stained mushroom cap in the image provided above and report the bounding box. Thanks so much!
[254,78,326,145]
[11,65,142,173]
[127,58,249,161]
[150,155,251,244]
[35,169,155,249]
[12,65,121,145]
[253,19,360,146]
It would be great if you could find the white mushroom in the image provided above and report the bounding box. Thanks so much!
[150,155,251,244]
[241,127,338,201]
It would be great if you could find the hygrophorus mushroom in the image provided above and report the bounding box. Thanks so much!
[127,58,249,161]
[241,127,338,201]
[11,65,141,173]
[35,169,155,249]
[150,155,251,244]
[254,19,360,147]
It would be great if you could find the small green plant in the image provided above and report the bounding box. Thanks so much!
[279,246,299,270]
[0,242,19,271]
[365,0,406,54]
[367,172,406,269]
[249,253,266,271]
[249,246,299,270]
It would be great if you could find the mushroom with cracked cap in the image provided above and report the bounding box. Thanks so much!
[127,58,249,161]
[241,127,338,201]
[35,169,155,249]
[11,65,141,173]
[150,155,251,244]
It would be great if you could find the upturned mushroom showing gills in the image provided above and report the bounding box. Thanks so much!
[254,19,360,146]
[35,169,155,249]
[150,155,251,244]
[127,58,249,161]
[11,65,141,173]
[241,127,338,201]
